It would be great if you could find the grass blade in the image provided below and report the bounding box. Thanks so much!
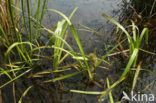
[95,39,126,67]
[38,0,47,37]
[44,70,82,82]
[70,24,92,79]
[102,14,132,44]
[120,48,139,79]
[18,86,33,103]
[0,69,31,88]
[34,0,41,39]
[47,9,72,25]
[26,0,33,42]
[70,90,102,95]
[8,0,18,41]
[107,78,114,103]
[131,62,142,92]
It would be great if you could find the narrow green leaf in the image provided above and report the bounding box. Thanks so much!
[107,78,114,103]
[44,71,82,82]
[95,39,126,67]
[18,86,33,103]
[102,14,132,43]
[0,69,31,88]
[47,9,72,25]
[132,62,141,92]
[120,48,139,79]
[70,90,102,95]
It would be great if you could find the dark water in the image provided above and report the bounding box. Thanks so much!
[1,0,156,103]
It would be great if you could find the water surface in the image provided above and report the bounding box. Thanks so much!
[41,0,123,54]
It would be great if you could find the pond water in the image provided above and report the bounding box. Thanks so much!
[1,0,156,103]
[44,0,122,24]
[41,0,123,54]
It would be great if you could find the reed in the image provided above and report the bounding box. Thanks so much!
[0,1,10,34]
[26,0,32,42]
[0,0,46,89]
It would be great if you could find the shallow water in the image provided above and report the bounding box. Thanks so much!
[40,0,123,54]
[45,0,122,24]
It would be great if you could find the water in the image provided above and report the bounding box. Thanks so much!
[41,0,123,54]
[44,0,122,24]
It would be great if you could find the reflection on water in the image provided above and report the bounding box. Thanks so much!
[44,0,123,33]
[46,0,122,24]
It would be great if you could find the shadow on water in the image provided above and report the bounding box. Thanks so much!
[1,0,156,103]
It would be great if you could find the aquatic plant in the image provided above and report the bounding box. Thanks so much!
[0,0,155,103]
[0,0,47,102]
[71,14,150,103]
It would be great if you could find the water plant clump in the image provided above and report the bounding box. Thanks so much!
[0,0,155,103]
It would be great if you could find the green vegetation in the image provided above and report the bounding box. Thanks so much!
[0,0,155,103]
